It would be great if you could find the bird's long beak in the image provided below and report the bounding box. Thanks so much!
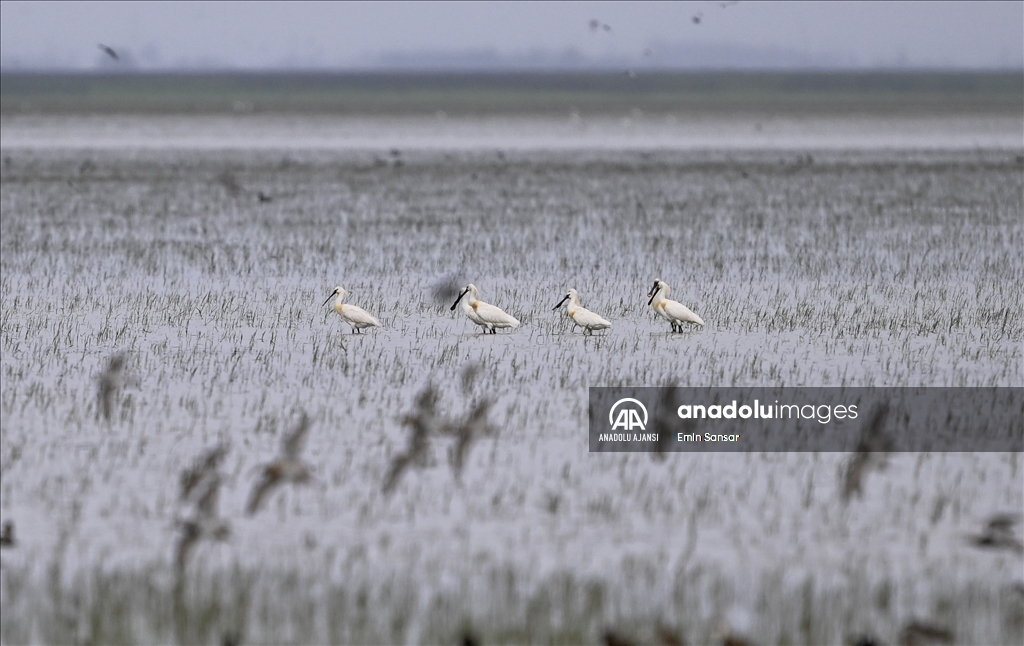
[322,290,337,307]
[647,284,661,306]
[553,294,570,310]
[450,288,469,311]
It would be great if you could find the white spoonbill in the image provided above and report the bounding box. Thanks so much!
[553,288,611,335]
[647,278,704,332]
[450,283,520,334]
[323,286,382,333]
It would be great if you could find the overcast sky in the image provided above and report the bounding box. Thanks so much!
[1,1,1021,71]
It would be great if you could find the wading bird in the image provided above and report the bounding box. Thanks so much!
[553,288,611,335]
[967,512,1023,554]
[174,448,230,572]
[841,404,894,502]
[647,279,704,332]
[450,284,520,334]
[246,412,313,514]
[323,286,382,333]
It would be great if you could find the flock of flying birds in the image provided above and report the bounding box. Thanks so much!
[76,341,1023,645]
[168,371,497,574]
[326,278,704,336]
[80,332,1024,586]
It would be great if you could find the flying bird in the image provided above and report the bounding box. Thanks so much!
[174,451,230,572]
[460,362,482,396]
[656,624,685,646]
[691,12,704,24]
[430,272,465,307]
[0,521,15,548]
[180,443,229,506]
[383,384,440,494]
[246,412,313,515]
[966,512,1023,554]
[898,620,953,646]
[650,386,685,461]
[841,404,894,502]
[97,43,119,60]
[440,398,497,482]
[602,629,638,646]
[97,352,127,421]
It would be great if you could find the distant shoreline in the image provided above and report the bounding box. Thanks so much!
[2,70,1020,115]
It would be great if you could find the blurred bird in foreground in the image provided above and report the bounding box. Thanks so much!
[384,378,499,491]
[0,521,15,548]
[180,443,229,506]
[841,403,894,502]
[898,620,953,646]
[97,352,127,421]
[383,383,440,494]
[246,412,313,515]
[440,398,497,482]
[175,446,230,572]
[430,272,465,308]
[967,512,1023,554]
[459,362,482,396]
[656,623,686,646]
[602,629,637,646]
[650,386,683,461]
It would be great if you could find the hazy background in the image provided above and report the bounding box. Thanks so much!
[1,0,1022,71]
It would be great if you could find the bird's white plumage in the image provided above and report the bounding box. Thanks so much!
[648,279,704,329]
[555,288,611,334]
[324,286,382,333]
[453,284,519,333]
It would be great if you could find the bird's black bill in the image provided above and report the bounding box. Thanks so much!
[553,294,571,310]
[322,292,336,307]
[450,289,469,312]
[647,284,661,306]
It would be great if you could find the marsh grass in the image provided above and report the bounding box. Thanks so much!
[1,147,1021,644]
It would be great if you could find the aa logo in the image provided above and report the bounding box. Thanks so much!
[609,398,648,431]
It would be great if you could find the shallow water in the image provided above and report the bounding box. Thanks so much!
[1,111,1021,150]
[1,117,1022,644]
